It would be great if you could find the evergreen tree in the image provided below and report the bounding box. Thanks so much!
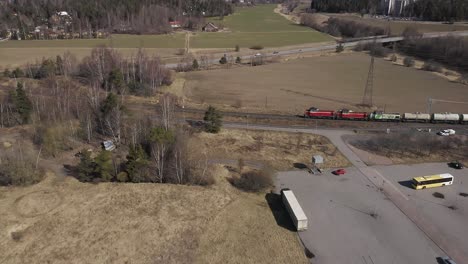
[76,150,95,182]
[100,92,118,116]
[203,106,222,133]
[192,59,199,70]
[126,144,150,183]
[35,59,56,79]
[107,68,125,93]
[12,68,24,78]
[94,150,113,181]
[11,82,33,124]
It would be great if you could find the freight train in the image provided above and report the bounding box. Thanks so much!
[304,107,468,124]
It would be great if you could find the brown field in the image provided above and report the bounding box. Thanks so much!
[2,127,341,263]
[183,52,468,114]
[328,14,468,35]
[190,129,350,170]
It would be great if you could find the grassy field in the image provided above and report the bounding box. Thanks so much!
[0,127,311,264]
[329,14,468,35]
[183,52,468,114]
[0,4,331,68]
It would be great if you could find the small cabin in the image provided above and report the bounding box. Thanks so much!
[202,22,219,32]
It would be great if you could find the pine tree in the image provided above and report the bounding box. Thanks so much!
[192,59,199,70]
[126,144,150,183]
[12,82,33,124]
[203,106,222,133]
[77,150,95,182]
[100,92,118,116]
[107,68,125,93]
[94,150,113,181]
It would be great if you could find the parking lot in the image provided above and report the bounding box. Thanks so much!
[373,163,468,259]
[276,168,445,264]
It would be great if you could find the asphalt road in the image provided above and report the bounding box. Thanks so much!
[224,123,468,264]
[165,30,468,69]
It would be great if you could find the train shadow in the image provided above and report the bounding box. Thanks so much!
[265,192,296,232]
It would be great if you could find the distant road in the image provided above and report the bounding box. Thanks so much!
[165,30,468,69]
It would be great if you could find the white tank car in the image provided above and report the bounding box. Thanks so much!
[431,113,460,123]
[403,113,431,122]
[461,114,468,124]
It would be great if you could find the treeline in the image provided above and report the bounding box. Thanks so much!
[398,36,468,71]
[310,0,468,21]
[310,0,382,14]
[301,14,388,38]
[0,0,233,34]
[403,0,468,21]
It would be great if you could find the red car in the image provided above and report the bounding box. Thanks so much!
[333,169,346,175]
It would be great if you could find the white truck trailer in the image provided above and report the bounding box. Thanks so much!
[281,189,308,231]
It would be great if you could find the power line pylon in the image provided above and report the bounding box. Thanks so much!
[361,41,376,107]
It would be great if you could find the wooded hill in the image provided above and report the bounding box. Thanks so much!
[0,0,233,34]
[310,0,468,21]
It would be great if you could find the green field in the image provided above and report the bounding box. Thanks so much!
[0,34,186,48]
[0,4,330,68]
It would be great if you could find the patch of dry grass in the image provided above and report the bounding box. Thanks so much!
[0,162,308,264]
[191,128,350,170]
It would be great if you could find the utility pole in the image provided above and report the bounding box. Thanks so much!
[361,53,375,107]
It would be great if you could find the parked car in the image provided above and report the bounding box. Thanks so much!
[448,161,464,169]
[437,129,456,136]
[333,169,346,175]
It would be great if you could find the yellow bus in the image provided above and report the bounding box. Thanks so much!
[412,173,454,190]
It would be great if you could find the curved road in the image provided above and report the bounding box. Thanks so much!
[165,30,468,69]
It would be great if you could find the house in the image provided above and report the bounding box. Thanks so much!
[202,22,219,32]
[170,21,182,29]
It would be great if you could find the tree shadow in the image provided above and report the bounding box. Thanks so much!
[63,164,78,177]
[265,192,296,231]
[293,162,308,170]
[398,180,414,189]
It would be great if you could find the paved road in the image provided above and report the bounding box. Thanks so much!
[224,123,468,264]
[165,30,468,68]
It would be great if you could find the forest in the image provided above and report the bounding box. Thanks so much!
[0,0,233,34]
[310,0,468,21]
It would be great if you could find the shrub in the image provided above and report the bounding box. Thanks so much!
[336,43,344,53]
[116,171,129,182]
[403,57,415,67]
[390,54,397,62]
[249,45,264,50]
[12,68,24,78]
[235,56,241,64]
[219,56,227,64]
[0,147,43,186]
[235,44,240,52]
[230,166,274,192]
[203,106,222,133]
[421,61,442,72]
[402,26,423,39]
[433,192,445,199]
[459,192,468,197]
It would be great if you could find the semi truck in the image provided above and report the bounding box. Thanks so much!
[281,188,308,231]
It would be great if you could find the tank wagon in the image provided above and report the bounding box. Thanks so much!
[303,106,468,124]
